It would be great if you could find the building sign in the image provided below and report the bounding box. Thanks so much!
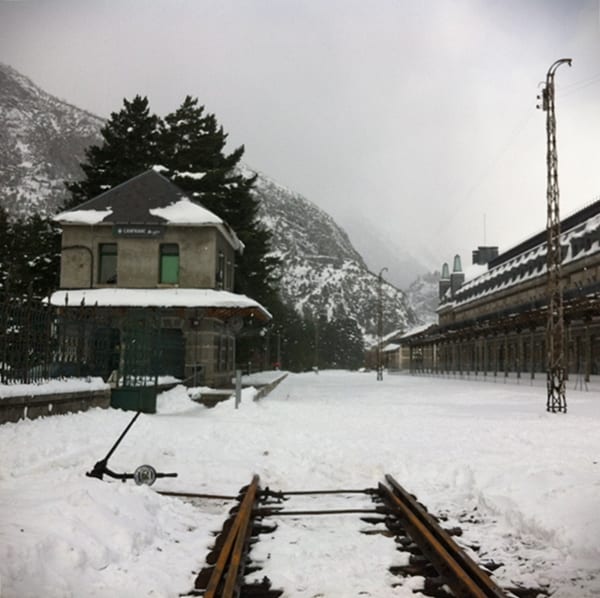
[113,225,165,238]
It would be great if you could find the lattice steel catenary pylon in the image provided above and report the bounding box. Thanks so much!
[537,58,572,413]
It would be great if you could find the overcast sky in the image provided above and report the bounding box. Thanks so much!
[1,0,599,275]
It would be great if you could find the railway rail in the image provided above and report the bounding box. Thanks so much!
[169,475,542,598]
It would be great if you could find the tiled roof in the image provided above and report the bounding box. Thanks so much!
[56,170,193,224]
[54,170,243,251]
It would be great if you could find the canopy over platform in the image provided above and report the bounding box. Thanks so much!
[49,288,272,322]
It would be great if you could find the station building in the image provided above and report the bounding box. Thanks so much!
[393,198,600,381]
[50,169,271,388]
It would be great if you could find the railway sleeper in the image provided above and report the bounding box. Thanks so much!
[360,514,398,537]
[390,561,438,578]
[252,522,278,535]
[422,576,457,598]
[240,576,284,598]
[504,585,551,598]
[390,570,456,598]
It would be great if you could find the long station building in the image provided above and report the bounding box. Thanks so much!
[398,198,600,381]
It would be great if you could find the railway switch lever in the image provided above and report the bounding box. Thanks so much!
[86,410,178,485]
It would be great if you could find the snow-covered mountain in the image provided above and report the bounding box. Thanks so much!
[0,63,418,339]
[247,168,418,339]
[0,63,103,217]
[405,270,440,325]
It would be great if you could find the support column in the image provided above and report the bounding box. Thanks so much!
[483,335,488,378]
[504,331,509,380]
[530,327,536,381]
[493,335,499,379]
[517,329,523,380]
[584,318,591,383]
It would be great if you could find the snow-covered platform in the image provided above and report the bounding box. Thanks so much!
[0,377,110,423]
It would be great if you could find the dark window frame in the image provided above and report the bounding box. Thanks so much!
[98,243,118,284]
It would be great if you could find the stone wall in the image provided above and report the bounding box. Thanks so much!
[0,389,111,424]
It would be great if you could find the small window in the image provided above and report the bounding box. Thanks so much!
[216,251,225,289]
[98,243,117,284]
[160,244,179,284]
[226,258,233,290]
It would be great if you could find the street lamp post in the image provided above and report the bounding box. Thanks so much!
[377,267,388,381]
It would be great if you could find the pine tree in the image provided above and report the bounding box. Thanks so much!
[0,207,11,291]
[318,316,364,370]
[20,215,61,297]
[158,95,238,173]
[65,95,160,207]
[0,207,60,297]
[157,96,279,305]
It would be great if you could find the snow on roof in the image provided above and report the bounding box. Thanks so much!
[382,343,401,352]
[49,288,271,319]
[399,322,435,340]
[445,208,600,310]
[382,328,404,343]
[149,198,222,225]
[54,171,244,252]
[174,170,206,181]
[53,208,113,225]
[462,263,488,283]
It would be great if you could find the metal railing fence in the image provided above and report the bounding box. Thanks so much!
[0,291,115,385]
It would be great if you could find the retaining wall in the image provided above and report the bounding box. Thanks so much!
[0,389,111,424]
[253,373,288,401]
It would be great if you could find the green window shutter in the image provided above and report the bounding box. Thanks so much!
[160,244,179,284]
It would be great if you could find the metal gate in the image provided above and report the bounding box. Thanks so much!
[111,311,161,413]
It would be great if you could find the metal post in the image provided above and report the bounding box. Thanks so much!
[235,369,242,409]
[314,314,319,373]
[537,58,571,413]
[276,332,281,369]
[377,267,388,381]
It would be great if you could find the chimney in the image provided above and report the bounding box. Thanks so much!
[472,246,499,265]
[439,262,450,299]
[450,254,464,296]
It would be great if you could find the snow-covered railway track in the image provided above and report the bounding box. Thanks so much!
[174,475,524,598]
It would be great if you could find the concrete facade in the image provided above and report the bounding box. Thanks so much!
[60,225,235,291]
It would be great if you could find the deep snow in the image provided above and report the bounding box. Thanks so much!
[1,371,599,597]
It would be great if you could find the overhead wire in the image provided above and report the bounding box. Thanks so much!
[558,72,600,98]
[430,109,536,243]
[426,70,600,265]
[432,71,600,257]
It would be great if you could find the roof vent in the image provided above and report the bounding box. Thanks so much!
[472,246,499,265]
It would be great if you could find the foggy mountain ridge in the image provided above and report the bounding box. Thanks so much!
[0,62,433,334]
[342,213,440,290]
[244,166,420,338]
